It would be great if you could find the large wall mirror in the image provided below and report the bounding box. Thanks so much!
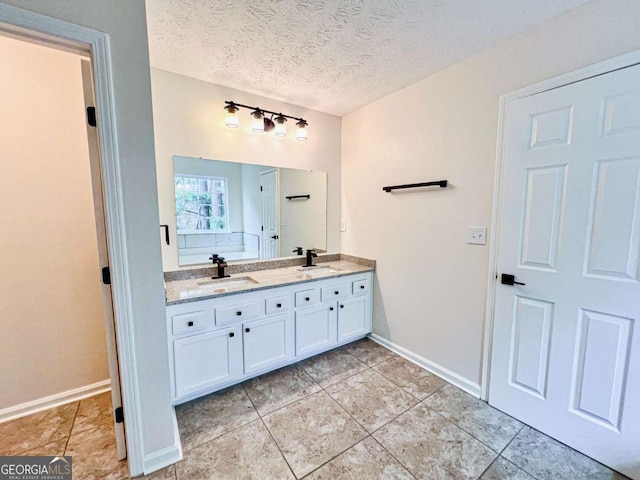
[173,156,327,266]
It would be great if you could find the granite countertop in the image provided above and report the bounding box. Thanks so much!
[165,255,374,305]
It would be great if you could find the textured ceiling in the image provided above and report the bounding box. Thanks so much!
[146,0,589,116]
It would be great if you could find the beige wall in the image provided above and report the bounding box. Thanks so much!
[150,68,342,271]
[0,36,108,409]
[341,0,640,388]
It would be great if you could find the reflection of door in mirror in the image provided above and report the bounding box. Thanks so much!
[172,156,327,266]
[260,169,279,259]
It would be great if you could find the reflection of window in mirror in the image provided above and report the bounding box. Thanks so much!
[174,175,229,233]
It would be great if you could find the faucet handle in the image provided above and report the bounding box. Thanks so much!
[293,247,303,255]
[306,249,318,257]
[209,253,219,261]
[218,256,226,263]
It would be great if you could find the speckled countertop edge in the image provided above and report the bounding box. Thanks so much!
[164,255,375,306]
[163,253,374,282]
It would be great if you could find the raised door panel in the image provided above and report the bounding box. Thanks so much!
[243,314,292,374]
[337,296,368,343]
[173,328,241,399]
[295,304,336,357]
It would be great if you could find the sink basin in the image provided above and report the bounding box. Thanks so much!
[196,276,258,292]
[296,266,337,276]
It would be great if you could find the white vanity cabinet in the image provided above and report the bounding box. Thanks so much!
[166,271,372,404]
[294,274,372,359]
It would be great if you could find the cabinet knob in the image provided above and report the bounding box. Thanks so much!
[236,311,242,316]
[229,332,235,337]
[334,290,339,295]
[330,307,334,311]
[187,321,194,327]
[360,285,365,289]
[305,297,310,301]
[340,304,344,309]
[245,327,250,333]
[276,303,282,308]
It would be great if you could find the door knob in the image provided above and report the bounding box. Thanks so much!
[271,235,279,240]
[501,274,525,286]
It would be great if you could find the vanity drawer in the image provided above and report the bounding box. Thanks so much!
[172,310,211,336]
[266,295,290,315]
[295,289,320,307]
[215,300,263,325]
[321,283,351,302]
[352,279,370,296]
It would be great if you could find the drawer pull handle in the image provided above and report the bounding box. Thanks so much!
[334,290,339,295]
[360,285,365,289]
[340,304,344,309]
[305,297,310,301]
[187,321,194,327]
[330,307,334,311]
[236,311,242,316]
[229,332,235,338]
[245,327,250,333]
[276,303,282,308]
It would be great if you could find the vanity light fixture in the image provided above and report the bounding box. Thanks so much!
[224,100,308,140]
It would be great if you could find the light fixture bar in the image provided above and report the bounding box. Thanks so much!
[224,100,308,129]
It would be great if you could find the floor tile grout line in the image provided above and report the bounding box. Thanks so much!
[368,434,418,480]
[297,434,373,480]
[63,400,81,455]
[240,383,298,480]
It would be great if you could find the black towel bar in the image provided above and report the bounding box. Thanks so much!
[286,194,311,200]
[383,180,448,192]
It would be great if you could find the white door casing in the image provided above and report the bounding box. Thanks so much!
[488,61,640,479]
[81,60,127,461]
[260,169,279,259]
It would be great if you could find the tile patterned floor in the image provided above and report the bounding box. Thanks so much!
[0,338,630,479]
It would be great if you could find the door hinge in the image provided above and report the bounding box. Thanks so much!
[261,226,264,231]
[86,106,97,127]
[101,266,111,285]
[115,406,124,423]
[260,185,263,191]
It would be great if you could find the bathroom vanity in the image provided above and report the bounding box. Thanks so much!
[164,257,373,404]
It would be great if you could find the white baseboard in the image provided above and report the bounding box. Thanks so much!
[368,334,481,398]
[0,379,111,423]
[142,410,183,475]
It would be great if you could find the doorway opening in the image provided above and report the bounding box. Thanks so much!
[0,31,127,476]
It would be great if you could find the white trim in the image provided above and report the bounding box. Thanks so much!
[142,412,183,475]
[481,48,640,403]
[0,4,146,476]
[0,381,110,424]
[368,334,481,398]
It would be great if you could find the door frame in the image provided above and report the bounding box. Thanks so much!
[0,4,145,473]
[481,49,640,401]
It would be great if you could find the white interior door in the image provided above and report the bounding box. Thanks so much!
[81,61,127,460]
[260,169,279,259]
[490,63,640,479]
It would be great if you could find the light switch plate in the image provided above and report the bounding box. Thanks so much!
[467,226,487,245]
[340,219,347,232]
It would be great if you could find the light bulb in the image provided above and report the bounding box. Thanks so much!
[296,120,308,141]
[251,110,264,133]
[275,115,287,137]
[224,103,239,128]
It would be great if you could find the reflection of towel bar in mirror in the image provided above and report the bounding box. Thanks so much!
[382,180,448,192]
[286,194,311,200]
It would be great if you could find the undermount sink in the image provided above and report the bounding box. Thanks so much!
[196,276,258,291]
[296,266,337,276]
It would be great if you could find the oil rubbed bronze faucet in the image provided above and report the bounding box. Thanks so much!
[303,249,317,267]
[209,254,230,278]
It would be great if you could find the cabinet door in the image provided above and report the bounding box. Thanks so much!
[173,328,242,399]
[295,304,337,357]
[243,314,293,374]
[337,296,369,343]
